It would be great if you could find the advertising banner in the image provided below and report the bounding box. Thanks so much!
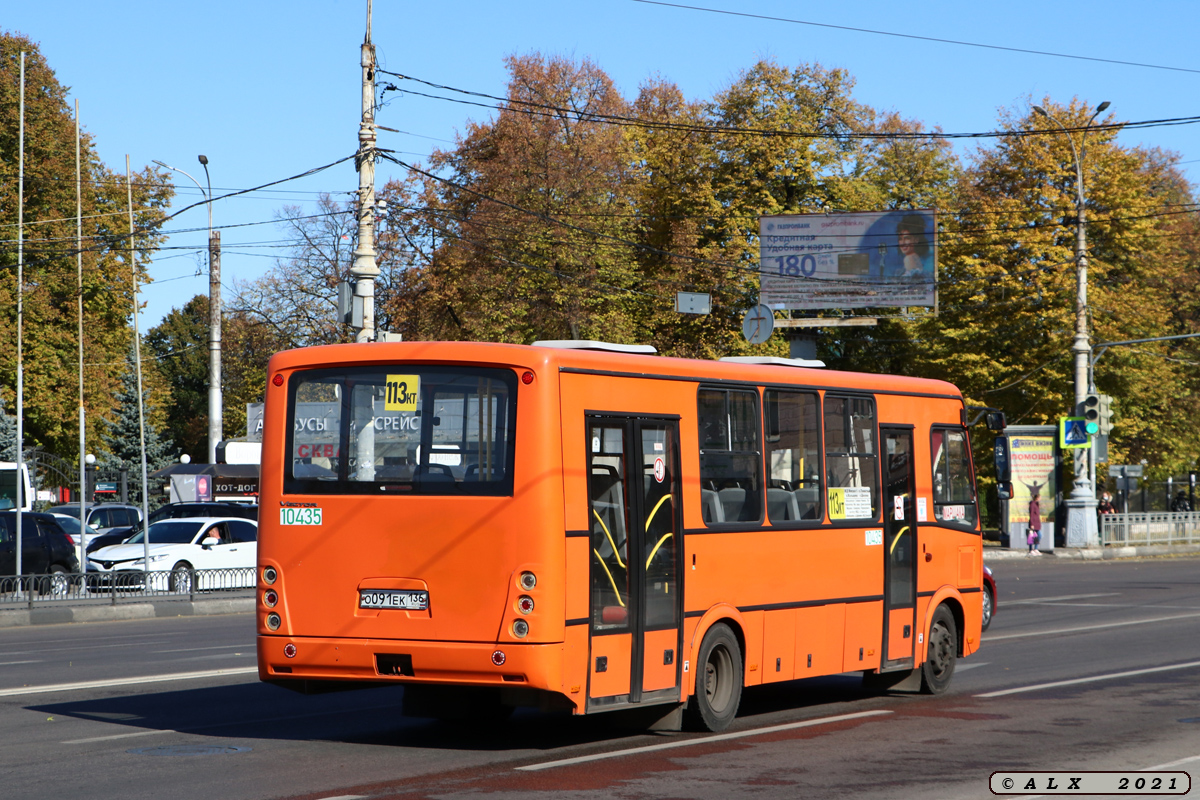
[1007,430,1058,551]
[758,209,937,311]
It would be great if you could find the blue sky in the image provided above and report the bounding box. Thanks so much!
[7,0,1199,328]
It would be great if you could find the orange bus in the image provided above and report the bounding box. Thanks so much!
[256,340,985,731]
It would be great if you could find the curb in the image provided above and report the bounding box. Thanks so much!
[0,597,254,629]
[984,544,1200,561]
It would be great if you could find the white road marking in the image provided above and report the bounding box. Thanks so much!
[516,709,893,771]
[315,796,367,800]
[0,666,257,697]
[954,662,989,672]
[1002,593,1119,605]
[984,612,1200,641]
[152,644,255,654]
[0,660,41,666]
[63,728,176,744]
[976,660,1200,698]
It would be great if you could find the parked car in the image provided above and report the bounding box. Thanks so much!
[86,517,258,593]
[51,514,105,550]
[96,502,259,550]
[44,503,142,534]
[0,511,81,594]
[982,563,997,632]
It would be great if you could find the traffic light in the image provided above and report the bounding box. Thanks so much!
[1081,393,1101,436]
[1098,393,1115,435]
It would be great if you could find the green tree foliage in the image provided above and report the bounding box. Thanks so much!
[147,294,285,458]
[0,32,173,455]
[919,99,1197,481]
[96,349,176,504]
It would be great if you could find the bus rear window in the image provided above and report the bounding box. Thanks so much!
[284,366,517,496]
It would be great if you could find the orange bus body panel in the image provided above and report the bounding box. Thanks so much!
[256,341,984,716]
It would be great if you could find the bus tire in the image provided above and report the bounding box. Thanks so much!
[921,604,957,694]
[685,622,742,732]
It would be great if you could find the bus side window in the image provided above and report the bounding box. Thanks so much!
[764,390,822,524]
[697,387,763,526]
[823,395,880,521]
[931,427,979,529]
[589,426,630,628]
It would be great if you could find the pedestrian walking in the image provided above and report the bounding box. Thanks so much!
[1027,491,1042,555]
[1171,491,1191,512]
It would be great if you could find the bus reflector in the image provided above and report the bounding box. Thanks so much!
[492,650,506,666]
[283,643,297,658]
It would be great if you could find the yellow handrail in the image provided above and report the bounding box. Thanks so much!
[593,548,625,607]
[593,508,626,569]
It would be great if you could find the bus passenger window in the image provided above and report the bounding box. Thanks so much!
[589,425,630,629]
[697,388,762,525]
[931,427,978,529]
[823,395,879,521]
[764,390,822,523]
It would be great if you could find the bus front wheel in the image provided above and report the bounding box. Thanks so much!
[686,622,742,732]
[920,604,957,694]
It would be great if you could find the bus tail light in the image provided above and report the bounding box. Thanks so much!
[283,643,297,658]
[519,571,537,590]
[521,371,534,385]
[272,374,284,387]
[263,566,278,585]
[266,613,282,631]
[263,590,278,608]
[517,595,534,614]
[512,619,529,638]
[491,650,506,666]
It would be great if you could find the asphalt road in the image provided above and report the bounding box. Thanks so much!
[2,555,1198,800]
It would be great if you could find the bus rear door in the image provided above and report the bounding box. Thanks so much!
[585,415,683,710]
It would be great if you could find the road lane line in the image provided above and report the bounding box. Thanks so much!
[63,729,177,744]
[1002,593,1119,605]
[0,660,41,666]
[152,644,255,654]
[984,612,1200,641]
[976,660,1200,698]
[516,709,893,771]
[0,666,258,697]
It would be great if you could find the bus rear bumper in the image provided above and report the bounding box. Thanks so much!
[257,634,564,693]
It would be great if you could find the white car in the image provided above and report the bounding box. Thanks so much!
[86,517,258,593]
[51,514,105,551]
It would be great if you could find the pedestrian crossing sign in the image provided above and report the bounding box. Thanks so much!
[1059,416,1091,449]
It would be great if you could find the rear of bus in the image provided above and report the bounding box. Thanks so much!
[256,343,571,713]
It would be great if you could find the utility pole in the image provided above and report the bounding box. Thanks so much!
[201,155,222,463]
[1034,101,1109,548]
[349,0,380,343]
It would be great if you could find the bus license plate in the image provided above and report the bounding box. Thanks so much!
[359,590,429,610]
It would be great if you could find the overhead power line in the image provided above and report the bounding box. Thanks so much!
[632,0,1200,76]
[381,69,1200,141]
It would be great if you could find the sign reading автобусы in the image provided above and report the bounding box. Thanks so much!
[758,210,937,311]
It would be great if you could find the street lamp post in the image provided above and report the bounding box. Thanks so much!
[153,157,222,464]
[1033,101,1110,547]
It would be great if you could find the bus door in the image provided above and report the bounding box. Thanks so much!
[881,426,917,669]
[586,415,683,709]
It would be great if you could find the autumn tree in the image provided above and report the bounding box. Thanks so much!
[0,32,173,457]
[921,99,1198,479]
[387,53,644,344]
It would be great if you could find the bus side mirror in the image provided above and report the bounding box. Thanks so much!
[985,412,1007,432]
[997,481,1013,500]
[994,437,1011,483]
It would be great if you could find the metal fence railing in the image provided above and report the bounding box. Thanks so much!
[1100,512,1200,547]
[0,568,256,609]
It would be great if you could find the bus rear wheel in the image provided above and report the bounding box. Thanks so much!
[686,622,742,732]
[920,604,957,694]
